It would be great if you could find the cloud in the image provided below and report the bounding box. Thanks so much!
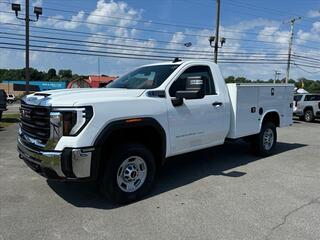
[35,11,85,30]
[308,10,320,18]
[296,21,320,43]
[86,0,142,37]
[32,0,42,7]
[0,3,16,24]
[257,26,289,44]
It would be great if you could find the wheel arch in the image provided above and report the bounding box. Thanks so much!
[94,117,167,169]
[304,106,314,113]
[260,110,280,130]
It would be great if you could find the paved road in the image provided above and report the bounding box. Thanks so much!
[3,103,20,115]
[0,120,320,240]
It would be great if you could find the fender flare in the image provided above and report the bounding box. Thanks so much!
[93,117,167,160]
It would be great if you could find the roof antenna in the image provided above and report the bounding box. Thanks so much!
[173,57,182,63]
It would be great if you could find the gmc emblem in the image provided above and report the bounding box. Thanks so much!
[21,109,32,119]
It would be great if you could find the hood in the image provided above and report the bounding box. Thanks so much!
[23,88,146,107]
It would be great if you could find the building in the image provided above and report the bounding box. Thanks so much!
[0,80,67,96]
[67,75,117,89]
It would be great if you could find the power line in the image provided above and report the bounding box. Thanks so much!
[0,42,289,63]
[0,1,297,38]
[293,63,320,74]
[1,10,315,46]
[0,22,293,53]
[0,45,289,65]
[0,22,197,47]
[0,11,213,38]
[0,31,214,55]
[293,54,320,63]
[293,62,320,70]
[0,32,291,59]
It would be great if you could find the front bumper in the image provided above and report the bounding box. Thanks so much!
[293,108,303,116]
[18,136,99,181]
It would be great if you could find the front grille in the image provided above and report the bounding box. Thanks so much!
[20,103,51,144]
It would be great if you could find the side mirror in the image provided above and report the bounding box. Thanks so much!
[175,76,205,100]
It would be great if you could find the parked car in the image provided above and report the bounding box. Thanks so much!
[0,89,7,121]
[17,60,293,203]
[7,94,16,103]
[293,93,320,122]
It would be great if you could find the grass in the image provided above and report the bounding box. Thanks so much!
[0,113,20,128]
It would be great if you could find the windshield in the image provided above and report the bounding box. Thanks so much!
[294,95,303,102]
[106,64,180,89]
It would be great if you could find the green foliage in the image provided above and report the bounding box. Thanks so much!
[58,69,72,79]
[296,77,320,93]
[0,68,85,82]
[47,68,57,79]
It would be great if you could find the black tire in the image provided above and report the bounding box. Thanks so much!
[304,110,314,122]
[99,142,156,204]
[0,111,2,121]
[251,122,277,157]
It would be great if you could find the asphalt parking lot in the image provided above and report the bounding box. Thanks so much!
[0,120,320,240]
[3,103,20,115]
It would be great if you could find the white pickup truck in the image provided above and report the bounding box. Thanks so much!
[18,60,293,203]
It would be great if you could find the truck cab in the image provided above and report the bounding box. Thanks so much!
[18,60,293,203]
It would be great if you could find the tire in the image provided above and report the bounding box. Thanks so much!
[251,122,277,157]
[0,111,2,121]
[99,142,156,204]
[304,110,314,122]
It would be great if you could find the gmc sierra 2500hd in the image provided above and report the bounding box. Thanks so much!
[18,60,293,203]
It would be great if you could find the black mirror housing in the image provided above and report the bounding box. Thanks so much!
[175,76,205,100]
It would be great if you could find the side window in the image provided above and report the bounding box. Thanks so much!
[169,65,216,97]
[305,95,318,101]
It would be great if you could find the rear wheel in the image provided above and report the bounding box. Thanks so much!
[99,142,156,204]
[0,111,2,121]
[304,110,314,122]
[251,122,277,157]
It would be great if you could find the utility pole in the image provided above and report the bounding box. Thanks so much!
[273,70,281,84]
[214,0,221,63]
[11,1,42,95]
[285,17,301,84]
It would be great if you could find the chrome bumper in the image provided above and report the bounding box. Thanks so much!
[18,137,95,180]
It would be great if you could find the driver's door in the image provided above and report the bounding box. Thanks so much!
[166,65,226,156]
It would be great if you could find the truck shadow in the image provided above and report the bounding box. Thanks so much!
[47,141,306,209]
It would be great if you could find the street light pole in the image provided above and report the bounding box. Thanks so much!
[25,0,30,94]
[214,0,221,63]
[11,1,42,95]
[274,70,281,84]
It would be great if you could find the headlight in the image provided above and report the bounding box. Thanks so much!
[50,106,93,138]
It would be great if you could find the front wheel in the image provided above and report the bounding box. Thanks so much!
[251,122,277,157]
[304,110,314,122]
[99,143,156,204]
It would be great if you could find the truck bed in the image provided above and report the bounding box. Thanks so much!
[226,83,293,139]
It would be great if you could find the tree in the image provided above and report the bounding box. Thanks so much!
[225,76,235,83]
[58,69,72,79]
[47,68,57,79]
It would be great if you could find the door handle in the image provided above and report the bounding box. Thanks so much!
[212,101,223,107]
